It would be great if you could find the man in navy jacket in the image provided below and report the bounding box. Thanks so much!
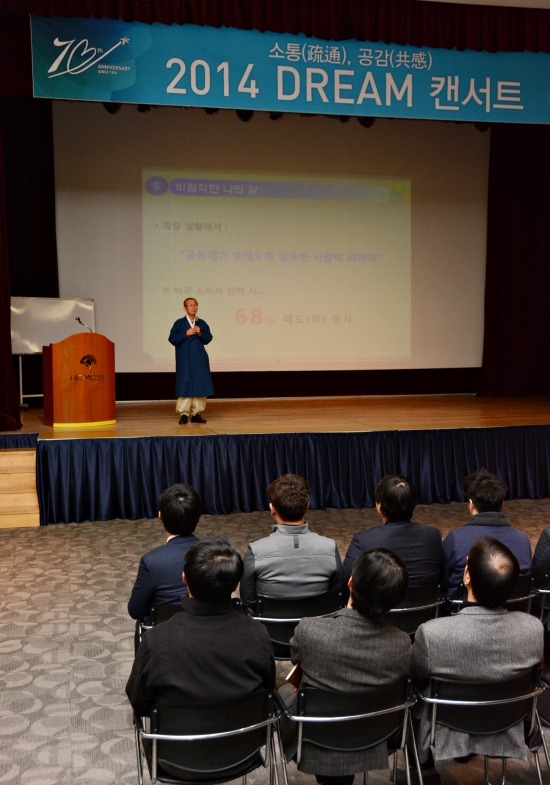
[128,483,201,644]
[442,468,532,600]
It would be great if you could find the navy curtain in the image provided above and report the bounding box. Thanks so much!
[37,426,550,523]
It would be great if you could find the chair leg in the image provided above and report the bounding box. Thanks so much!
[533,750,544,785]
[270,732,280,785]
[483,756,507,785]
[406,711,423,785]
[273,725,289,785]
[401,746,412,785]
[532,711,550,785]
[134,722,144,785]
[536,712,550,771]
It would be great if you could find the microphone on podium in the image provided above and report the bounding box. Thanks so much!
[75,316,94,333]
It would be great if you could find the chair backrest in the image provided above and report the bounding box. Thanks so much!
[291,680,413,764]
[255,590,342,619]
[381,583,442,636]
[537,571,550,622]
[423,667,543,737]
[505,574,537,613]
[150,603,182,625]
[137,603,182,647]
[139,599,246,647]
[451,574,537,614]
[141,691,275,782]
[254,590,342,659]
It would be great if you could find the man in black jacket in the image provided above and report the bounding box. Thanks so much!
[126,537,275,718]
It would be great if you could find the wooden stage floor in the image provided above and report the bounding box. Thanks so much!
[10,394,550,440]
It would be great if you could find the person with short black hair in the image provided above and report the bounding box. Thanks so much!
[341,474,443,603]
[240,474,342,609]
[466,535,520,608]
[349,546,410,617]
[280,549,411,784]
[128,483,202,628]
[442,468,531,599]
[411,536,544,765]
[126,537,275,718]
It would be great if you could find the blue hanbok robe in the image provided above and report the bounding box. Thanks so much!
[168,316,215,398]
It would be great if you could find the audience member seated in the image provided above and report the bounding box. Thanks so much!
[411,536,544,766]
[442,468,532,600]
[532,528,550,588]
[278,548,411,785]
[239,474,342,610]
[126,537,275,718]
[532,527,550,658]
[341,474,443,603]
[127,483,202,644]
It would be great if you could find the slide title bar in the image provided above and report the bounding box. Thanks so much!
[30,16,550,124]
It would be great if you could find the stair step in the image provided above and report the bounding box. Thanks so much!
[0,449,36,471]
[0,449,40,527]
[0,491,40,512]
[0,511,40,528]
[0,471,36,491]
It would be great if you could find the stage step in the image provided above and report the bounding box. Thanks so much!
[0,449,40,528]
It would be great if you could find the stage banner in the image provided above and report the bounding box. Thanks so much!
[30,15,550,124]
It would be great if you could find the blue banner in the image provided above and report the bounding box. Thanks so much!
[31,15,550,124]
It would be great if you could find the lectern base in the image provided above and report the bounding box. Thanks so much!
[52,419,117,429]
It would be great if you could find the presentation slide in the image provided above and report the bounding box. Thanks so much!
[143,170,411,370]
[53,103,489,375]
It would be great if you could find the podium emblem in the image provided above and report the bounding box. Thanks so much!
[80,354,96,370]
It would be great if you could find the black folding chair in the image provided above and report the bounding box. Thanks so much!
[382,584,443,638]
[450,574,537,614]
[419,667,550,785]
[139,599,246,646]
[134,690,282,785]
[254,590,342,660]
[277,679,422,785]
[138,603,182,646]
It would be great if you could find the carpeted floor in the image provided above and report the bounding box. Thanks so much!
[1,500,549,784]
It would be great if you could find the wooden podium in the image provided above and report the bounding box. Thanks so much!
[43,333,116,427]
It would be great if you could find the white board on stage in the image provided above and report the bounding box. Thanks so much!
[10,296,96,354]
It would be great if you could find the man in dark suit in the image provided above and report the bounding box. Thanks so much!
[341,474,443,603]
[126,537,275,718]
[411,537,544,765]
[281,548,412,785]
[127,483,202,646]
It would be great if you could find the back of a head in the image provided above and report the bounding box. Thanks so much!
[183,537,243,603]
[350,548,409,617]
[268,473,310,522]
[464,468,507,513]
[159,483,202,535]
[375,474,416,521]
[467,536,519,608]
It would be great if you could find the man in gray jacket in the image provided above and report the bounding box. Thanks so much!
[411,536,544,765]
[240,474,342,609]
[281,548,412,784]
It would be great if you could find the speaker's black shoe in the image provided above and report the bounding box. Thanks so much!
[191,413,207,423]
[178,414,188,424]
